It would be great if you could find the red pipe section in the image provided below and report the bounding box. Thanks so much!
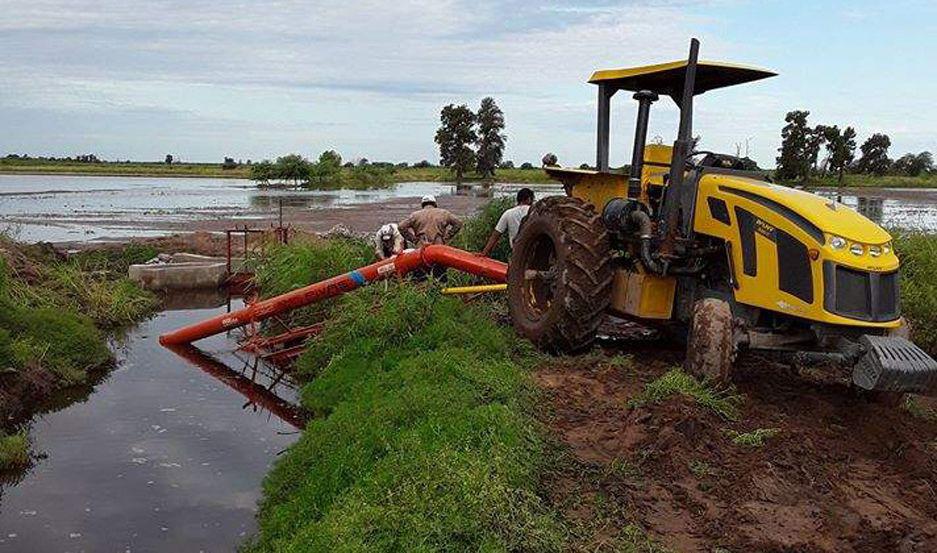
[159,245,507,346]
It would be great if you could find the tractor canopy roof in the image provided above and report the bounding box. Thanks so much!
[589,60,776,97]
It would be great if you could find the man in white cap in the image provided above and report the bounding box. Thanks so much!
[398,194,463,281]
[374,222,405,260]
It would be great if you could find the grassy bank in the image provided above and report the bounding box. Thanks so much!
[0,239,158,426]
[892,232,937,355]
[786,173,937,189]
[0,158,558,185]
[0,158,250,179]
[246,283,564,551]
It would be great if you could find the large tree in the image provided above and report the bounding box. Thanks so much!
[893,151,933,176]
[435,104,477,182]
[855,133,892,176]
[308,150,343,186]
[475,97,506,179]
[821,125,857,184]
[775,110,814,182]
[274,154,311,186]
[249,160,276,185]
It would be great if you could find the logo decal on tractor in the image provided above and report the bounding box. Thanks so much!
[755,218,776,240]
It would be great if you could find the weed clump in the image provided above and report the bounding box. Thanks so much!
[248,282,564,552]
[726,428,780,447]
[0,431,29,469]
[629,367,743,421]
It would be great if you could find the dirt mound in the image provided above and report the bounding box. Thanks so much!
[536,345,937,552]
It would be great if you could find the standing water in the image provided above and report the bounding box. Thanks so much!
[0,299,300,551]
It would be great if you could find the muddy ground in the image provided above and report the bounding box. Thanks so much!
[537,332,936,552]
[49,194,490,249]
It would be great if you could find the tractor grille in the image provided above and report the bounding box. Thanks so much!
[823,262,899,322]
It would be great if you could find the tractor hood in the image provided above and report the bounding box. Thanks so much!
[703,174,892,245]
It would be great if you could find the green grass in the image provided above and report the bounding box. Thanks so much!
[800,173,937,189]
[253,237,374,328]
[0,158,249,178]
[246,283,564,552]
[0,240,158,329]
[0,158,558,184]
[892,232,937,355]
[628,368,743,421]
[0,431,29,470]
[0,240,156,397]
[725,428,780,447]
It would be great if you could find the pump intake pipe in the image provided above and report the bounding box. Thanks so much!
[159,245,507,347]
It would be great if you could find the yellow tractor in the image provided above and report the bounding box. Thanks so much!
[508,39,937,397]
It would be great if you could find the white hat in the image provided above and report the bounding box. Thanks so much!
[379,223,395,241]
[421,194,437,206]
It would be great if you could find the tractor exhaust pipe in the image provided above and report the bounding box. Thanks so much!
[660,38,700,255]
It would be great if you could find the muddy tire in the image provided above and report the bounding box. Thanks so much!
[507,196,612,353]
[685,297,737,382]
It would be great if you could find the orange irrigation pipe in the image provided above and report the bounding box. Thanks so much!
[159,245,507,346]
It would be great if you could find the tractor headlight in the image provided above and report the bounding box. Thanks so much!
[850,243,865,256]
[829,235,847,250]
[869,245,882,257]
[883,243,892,255]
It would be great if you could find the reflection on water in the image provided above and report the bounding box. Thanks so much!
[812,187,937,231]
[0,301,301,552]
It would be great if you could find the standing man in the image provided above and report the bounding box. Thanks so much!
[398,194,463,280]
[478,187,534,258]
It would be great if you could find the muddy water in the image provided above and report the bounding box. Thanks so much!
[2,174,935,243]
[0,299,300,552]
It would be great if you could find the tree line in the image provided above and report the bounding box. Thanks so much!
[776,110,933,183]
[248,151,396,188]
[434,97,507,181]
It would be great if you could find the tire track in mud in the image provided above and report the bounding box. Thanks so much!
[535,335,937,552]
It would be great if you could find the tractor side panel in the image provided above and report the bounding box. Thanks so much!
[692,175,899,328]
[610,268,676,319]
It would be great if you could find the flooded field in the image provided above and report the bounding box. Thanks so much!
[0,175,557,243]
[1,175,934,244]
[0,298,300,552]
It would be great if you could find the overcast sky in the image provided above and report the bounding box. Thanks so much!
[1,0,934,168]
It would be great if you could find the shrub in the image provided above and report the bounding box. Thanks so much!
[453,196,514,262]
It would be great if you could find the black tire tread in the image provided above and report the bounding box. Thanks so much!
[508,196,613,352]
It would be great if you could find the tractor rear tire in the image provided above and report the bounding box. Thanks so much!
[507,196,613,353]
[685,297,737,382]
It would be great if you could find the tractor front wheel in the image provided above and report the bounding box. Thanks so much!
[507,196,612,353]
[685,297,737,382]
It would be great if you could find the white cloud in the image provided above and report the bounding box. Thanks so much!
[0,0,840,166]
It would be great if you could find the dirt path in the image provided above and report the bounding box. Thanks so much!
[537,332,937,552]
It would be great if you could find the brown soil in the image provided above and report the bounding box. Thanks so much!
[537,333,937,552]
[47,194,490,248]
